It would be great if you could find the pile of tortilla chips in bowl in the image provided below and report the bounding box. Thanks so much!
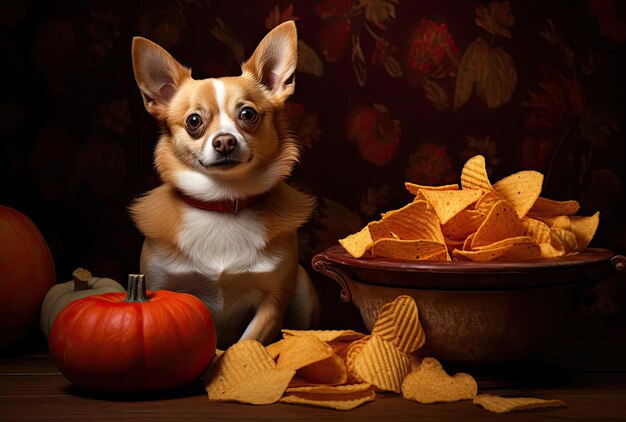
[312,155,622,375]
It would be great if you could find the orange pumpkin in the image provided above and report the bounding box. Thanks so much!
[49,274,216,392]
[0,206,55,349]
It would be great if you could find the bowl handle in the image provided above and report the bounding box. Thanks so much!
[611,255,626,274]
[311,254,354,303]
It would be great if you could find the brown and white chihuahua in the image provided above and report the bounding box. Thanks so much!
[130,21,318,348]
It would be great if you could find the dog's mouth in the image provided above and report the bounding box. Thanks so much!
[196,152,255,171]
[198,157,241,170]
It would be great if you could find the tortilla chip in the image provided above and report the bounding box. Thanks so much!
[528,196,580,217]
[370,238,447,261]
[205,340,294,405]
[461,155,493,191]
[471,200,526,248]
[402,357,477,404]
[286,383,372,394]
[454,236,541,261]
[353,335,411,393]
[208,368,295,405]
[523,217,552,244]
[280,389,376,411]
[493,170,544,218]
[473,394,567,413]
[368,200,445,244]
[265,339,287,361]
[569,211,600,251]
[442,209,486,241]
[345,337,370,383]
[276,335,334,371]
[281,329,366,343]
[297,354,347,386]
[339,226,373,258]
[420,189,483,225]
[549,227,579,255]
[474,190,504,214]
[371,295,426,354]
[405,182,459,196]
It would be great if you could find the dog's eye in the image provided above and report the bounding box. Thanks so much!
[186,113,203,131]
[239,107,258,124]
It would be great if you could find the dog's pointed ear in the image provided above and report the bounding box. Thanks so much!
[242,21,298,102]
[132,37,191,119]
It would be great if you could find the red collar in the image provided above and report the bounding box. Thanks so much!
[176,190,264,213]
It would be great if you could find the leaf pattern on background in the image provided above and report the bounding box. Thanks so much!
[474,1,515,39]
[422,79,449,110]
[455,1,517,110]
[316,0,400,85]
[476,44,517,108]
[372,39,402,78]
[357,0,397,30]
[346,103,401,166]
[315,0,353,62]
[454,39,517,109]
[351,33,367,85]
[285,103,321,148]
[454,37,488,110]
[298,40,324,77]
[264,4,325,77]
[265,4,298,30]
[522,66,583,178]
[523,66,584,136]
[405,143,456,185]
[406,19,460,84]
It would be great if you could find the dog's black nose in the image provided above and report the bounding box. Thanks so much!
[212,134,237,155]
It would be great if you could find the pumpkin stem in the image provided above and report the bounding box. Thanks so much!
[72,267,92,291]
[124,274,149,302]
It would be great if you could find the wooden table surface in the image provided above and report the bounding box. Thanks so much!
[2,327,626,422]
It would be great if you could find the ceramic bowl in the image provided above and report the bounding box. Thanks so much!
[313,246,623,369]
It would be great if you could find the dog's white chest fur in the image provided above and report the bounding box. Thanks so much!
[179,207,280,277]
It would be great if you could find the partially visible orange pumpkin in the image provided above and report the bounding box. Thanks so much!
[0,206,55,349]
[49,274,216,392]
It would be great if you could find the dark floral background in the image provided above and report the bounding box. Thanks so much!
[2,0,625,333]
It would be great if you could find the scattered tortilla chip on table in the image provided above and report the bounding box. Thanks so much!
[353,335,412,393]
[401,357,477,404]
[473,394,567,413]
